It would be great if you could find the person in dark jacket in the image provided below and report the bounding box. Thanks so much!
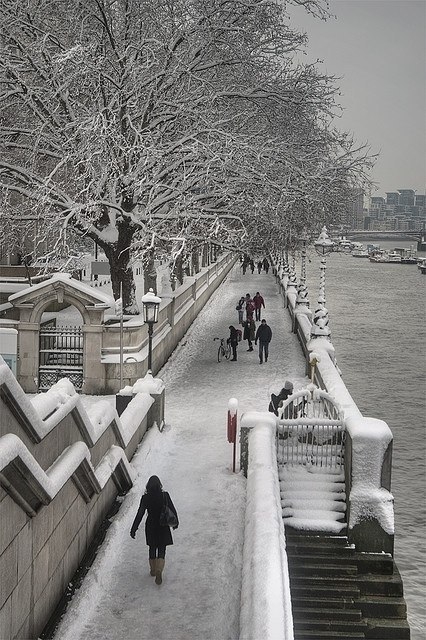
[243,318,256,351]
[130,475,178,585]
[228,325,239,361]
[253,291,265,321]
[254,318,272,364]
[268,380,293,415]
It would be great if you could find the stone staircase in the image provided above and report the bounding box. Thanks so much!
[278,464,410,639]
[285,528,411,639]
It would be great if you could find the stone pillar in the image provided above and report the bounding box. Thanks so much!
[16,321,39,392]
[82,323,105,394]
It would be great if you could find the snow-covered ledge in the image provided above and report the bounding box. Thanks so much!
[239,411,294,640]
[273,258,395,554]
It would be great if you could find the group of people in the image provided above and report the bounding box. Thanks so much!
[241,255,270,275]
[229,291,272,364]
[129,286,292,588]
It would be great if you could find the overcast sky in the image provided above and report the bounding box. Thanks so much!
[288,0,426,197]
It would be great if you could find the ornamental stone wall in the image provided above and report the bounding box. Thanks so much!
[4,253,236,395]
[0,362,163,640]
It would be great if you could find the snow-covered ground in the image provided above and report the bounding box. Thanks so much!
[53,263,308,640]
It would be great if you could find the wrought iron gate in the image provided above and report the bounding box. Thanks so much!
[276,387,346,469]
[38,323,84,391]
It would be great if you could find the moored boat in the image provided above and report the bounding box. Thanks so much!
[369,250,402,263]
[352,248,369,258]
[394,246,418,264]
[387,251,402,263]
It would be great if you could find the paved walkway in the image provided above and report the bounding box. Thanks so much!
[55,263,308,640]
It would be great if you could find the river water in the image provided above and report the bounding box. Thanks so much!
[305,239,425,638]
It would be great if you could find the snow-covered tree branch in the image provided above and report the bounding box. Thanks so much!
[0,0,374,311]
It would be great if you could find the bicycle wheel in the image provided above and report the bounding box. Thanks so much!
[225,344,232,360]
[218,346,223,362]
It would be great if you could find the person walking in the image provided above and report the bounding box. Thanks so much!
[236,296,245,324]
[253,291,265,321]
[245,293,255,322]
[257,260,262,274]
[243,318,256,351]
[263,257,270,274]
[228,325,239,361]
[254,318,272,364]
[130,475,179,585]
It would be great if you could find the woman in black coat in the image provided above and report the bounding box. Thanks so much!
[130,475,179,585]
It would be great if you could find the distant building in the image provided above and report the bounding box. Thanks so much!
[386,192,399,206]
[365,188,425,231]
[398,189,415,207]
[343,188,364,229]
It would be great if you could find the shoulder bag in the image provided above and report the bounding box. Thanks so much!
[159,492,178,527]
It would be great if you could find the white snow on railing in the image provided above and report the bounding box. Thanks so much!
[239,411,294,640]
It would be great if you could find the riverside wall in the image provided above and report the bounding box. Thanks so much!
[2,252,236,395]
[101,252,236,392]
[272,259,394,555]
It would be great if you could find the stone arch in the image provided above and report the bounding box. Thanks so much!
[8,274,113,393]
[30,291,91,327]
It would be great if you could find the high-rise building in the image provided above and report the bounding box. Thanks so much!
[344,188,364,228]
[386,192,399,206]
[398,189,415,207]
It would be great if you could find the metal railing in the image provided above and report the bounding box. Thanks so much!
[39,325,83,391]
[276,387,346,469]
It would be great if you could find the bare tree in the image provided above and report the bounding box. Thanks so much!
[0,0,374,311]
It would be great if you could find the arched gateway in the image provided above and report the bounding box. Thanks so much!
[8,273,113,393]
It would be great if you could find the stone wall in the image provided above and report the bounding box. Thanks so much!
[0,362,163,640]
[101,253,236,393]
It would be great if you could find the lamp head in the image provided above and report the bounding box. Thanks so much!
[141,288,161,324]
[314,226,334,256]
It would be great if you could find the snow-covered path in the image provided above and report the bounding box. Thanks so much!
[54,263,308,640]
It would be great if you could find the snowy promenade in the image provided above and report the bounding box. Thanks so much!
[54,263,309,640]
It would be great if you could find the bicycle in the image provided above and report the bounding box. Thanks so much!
[214,337,231,362]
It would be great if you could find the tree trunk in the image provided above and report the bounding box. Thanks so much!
[143,251,158,294]
[175,254,184,286]
[192,248,200,274]
[202,243,209,267]
[103,225,138,314]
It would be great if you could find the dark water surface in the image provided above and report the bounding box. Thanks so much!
[305,239,426,637]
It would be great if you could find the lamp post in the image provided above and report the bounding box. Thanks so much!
[141,288,161,372]
[311,226,334,339]
[296,229,310,308]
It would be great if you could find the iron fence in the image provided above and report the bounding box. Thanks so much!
[38,325,83,391]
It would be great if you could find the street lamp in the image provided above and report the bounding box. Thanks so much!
[141,288,161,371]
[311,226,334,339]
[296,229,310,308]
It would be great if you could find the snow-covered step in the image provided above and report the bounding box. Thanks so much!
[279,465,347,533]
